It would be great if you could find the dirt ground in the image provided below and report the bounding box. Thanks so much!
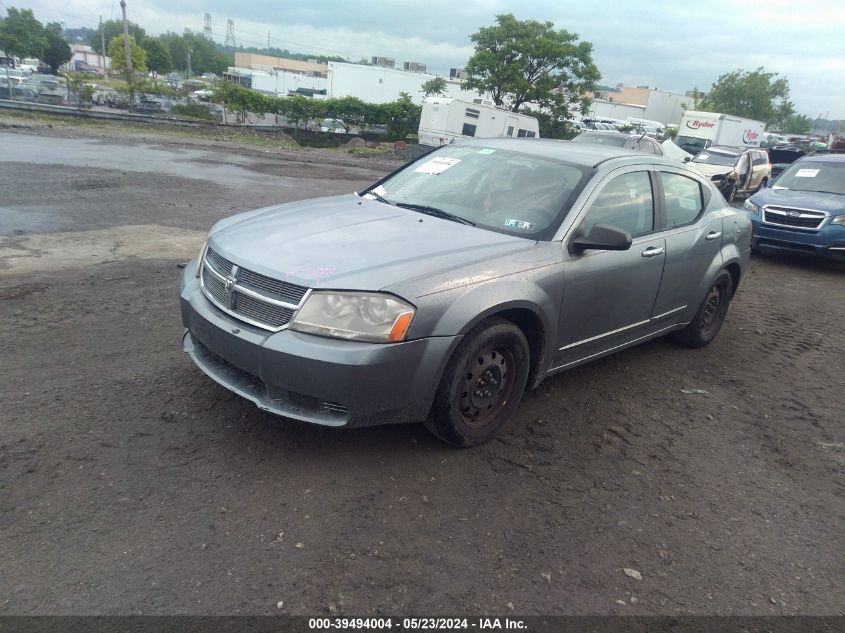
[0,125,843,617]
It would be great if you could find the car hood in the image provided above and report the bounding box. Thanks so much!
[689,163,734,178]
[750,187,845,214]
[208,195,535,293]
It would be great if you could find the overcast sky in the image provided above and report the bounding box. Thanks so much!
[21,0,845,119]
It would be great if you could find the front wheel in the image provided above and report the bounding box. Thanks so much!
[673,273,733,348]
[426,318,530,447]
[723,181,737,203]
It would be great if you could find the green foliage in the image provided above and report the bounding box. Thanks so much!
[171,103,215,120]
[421,76,447,97]
[89,19,145,54]
[211,82,422,140]
[779,114,812,135]
[108,35,147,74]
[141,37,172,73]
[160,32,232,75]
[463,13,600,120]
[64,72,94,105]
[702,67,794,127]
[0,7,48,58]
[43,22,71,73]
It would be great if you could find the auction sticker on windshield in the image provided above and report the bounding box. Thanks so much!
[504,219,535,231]
[414,157,461,174]
[795,169,820,178]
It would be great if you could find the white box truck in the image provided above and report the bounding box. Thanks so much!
[418,97,539,147]
[675,110,765,155]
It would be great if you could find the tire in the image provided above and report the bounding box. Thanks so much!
[673,272,733,348]
[723,181,737,203]
[425,317,530,447]
[756,178,768,193]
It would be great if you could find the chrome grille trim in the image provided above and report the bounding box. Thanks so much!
[762,205,828,231]
[199,247,310,332]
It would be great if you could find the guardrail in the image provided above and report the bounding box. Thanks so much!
[0,99,207,127]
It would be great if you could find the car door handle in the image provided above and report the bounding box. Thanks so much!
[705,231,722,241]
[641,246,664,258]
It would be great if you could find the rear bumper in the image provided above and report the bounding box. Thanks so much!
[751,222,845,261]
[180,260,458,428]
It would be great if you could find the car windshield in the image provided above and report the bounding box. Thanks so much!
[571,133,629,147]
[675,135,710,154]
[693,150,739,166]
[371,145,590,239]
[773,161,845,195]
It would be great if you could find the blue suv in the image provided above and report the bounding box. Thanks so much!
[745,154,845,261]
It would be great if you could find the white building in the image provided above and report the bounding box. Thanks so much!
[326,62,481,104]
[69,44,110,72]
[224,67,328,97]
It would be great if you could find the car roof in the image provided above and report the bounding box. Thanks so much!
[578,130,632,137]
[795,153,845,163]
[457,137,679,168]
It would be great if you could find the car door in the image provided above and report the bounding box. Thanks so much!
[650,169,724,324]
[555,168,666,367]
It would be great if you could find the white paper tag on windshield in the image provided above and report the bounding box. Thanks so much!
[504,219,535,231]
[414,157,461,174]
[794,169,819,178]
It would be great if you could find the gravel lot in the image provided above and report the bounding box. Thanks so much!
[0,127,843,616]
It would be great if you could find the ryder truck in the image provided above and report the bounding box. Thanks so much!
[675,111,765,155]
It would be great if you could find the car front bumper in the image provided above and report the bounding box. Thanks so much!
[751,221,845,261]
[180,260,458,428]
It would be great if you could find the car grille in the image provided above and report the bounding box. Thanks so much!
[200,247,309,331]
[763,206,827,231]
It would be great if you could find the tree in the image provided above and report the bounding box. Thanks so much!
[780,114,812,135]
[160,32,232,75]
[702,67,794,127]
[463,14,600,120]
[141,37,172,73]
[421,76,447,97]
[108,35,146,74]
[0,7,47,58]
[43,22,72,73]
[89,19,145,54]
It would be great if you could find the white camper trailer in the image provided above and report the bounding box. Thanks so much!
[418,97,540,147]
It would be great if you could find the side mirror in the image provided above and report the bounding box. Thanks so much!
[571,223,633,253]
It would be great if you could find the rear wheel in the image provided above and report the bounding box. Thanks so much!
[756,177,768,193]
[426,318,530,447]
[673,273,733,348]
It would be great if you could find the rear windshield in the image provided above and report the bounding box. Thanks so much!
[693,151,738,166]
[571,132,629,147]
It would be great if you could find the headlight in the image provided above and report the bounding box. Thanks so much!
[743,200,760,215]
[831,215,845,226]
[195,241,208,277]
[290,292,415,343]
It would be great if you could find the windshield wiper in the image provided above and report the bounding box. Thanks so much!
[360,189,394,206]
[395,202,476,226]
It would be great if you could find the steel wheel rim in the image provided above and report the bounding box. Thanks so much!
[459,347,516,429]
[700,284,724,335]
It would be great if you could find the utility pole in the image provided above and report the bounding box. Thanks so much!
[267,31,270,49]
[119,0,134,108]
[100,15,107,77]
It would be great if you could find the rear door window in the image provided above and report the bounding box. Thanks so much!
[660,172,704,228]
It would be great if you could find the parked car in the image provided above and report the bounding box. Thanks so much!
[689,146,771,202]
[767,145,807,179]
[0,85,38,102]
[180,139,750,446]
[571,130,665,156]
[320,117,347,133]
[134,99,165,114]
[36,91,66,105]
[745,154,845,261]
